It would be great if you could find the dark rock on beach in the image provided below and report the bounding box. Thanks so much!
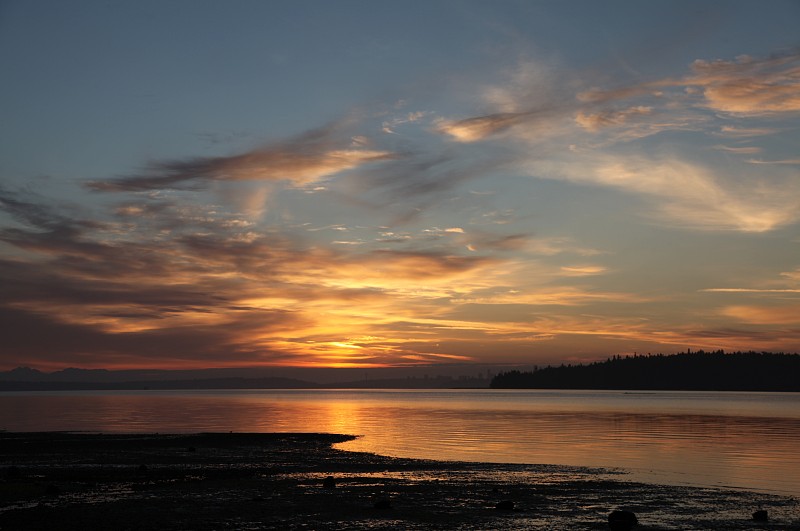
[608,509,638,530]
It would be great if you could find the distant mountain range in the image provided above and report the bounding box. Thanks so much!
[490,351,800,391]
[0,366,491,391]
[7,351,797,391]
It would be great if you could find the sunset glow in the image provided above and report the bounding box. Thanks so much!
[1,1,799,371]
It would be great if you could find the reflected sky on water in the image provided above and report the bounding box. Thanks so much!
[2,389,799,495]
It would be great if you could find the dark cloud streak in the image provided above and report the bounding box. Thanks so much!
[86,122,395,193]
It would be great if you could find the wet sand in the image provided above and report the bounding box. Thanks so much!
[0,432,797,530]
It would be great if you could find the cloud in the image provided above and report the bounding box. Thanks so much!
[342,150,508,222]
[781,268,800,282]
[525,237,603,257]
[310,250,503,298]
[2,185,529,368]
[712,145,762,154]
[746,158,800,165]
[87,123,395,192]
[464,233,531,253]
[451,287,647,306]
[715,126,779,138]
[0,304,301,368]
[559,265,608,276]
[433,60,572,144]
[580,51,800,117]
[433,51,800,189]
[381,111,430,134]
[720,305,800,325]
[5,47,800,369]
[688,52,800,115]
[530,154,800,232]
[701,268,800,295]
[435,112,533,142]
[575,106,653,131]
[701,288,800,294]
[0,186,101,234]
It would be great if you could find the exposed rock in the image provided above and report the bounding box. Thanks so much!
[752,509,768,522]
[608,509,638,530]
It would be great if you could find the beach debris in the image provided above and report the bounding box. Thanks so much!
[752,509,768,522]
[373,497,392,510]
[322,475,336,489]
[608,509,638,530]
[495,500,515,511]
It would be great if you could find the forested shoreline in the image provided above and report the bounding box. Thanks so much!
[490,351,800,391]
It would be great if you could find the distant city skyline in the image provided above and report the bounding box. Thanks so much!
[1,1,799,370]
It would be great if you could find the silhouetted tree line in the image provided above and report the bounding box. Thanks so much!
[490,350,800,391]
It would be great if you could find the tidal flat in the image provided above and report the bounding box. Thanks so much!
[0,432,797,530]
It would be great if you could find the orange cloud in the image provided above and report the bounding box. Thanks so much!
[575,106,653,131]
[689,53,800,115]
[559,265,608,276]
[721,305,800,325]
[579,52,800,117]
[435,112,530,142]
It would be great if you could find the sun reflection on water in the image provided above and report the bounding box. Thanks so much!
[2,389,800,495]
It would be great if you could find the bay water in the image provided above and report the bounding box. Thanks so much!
[2,389,798,496]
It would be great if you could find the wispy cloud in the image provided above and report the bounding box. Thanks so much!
[720,305,800,325]
[435,111,535,142]
[451,287,647,306]
[382,111,430,134]
[427,51,800,235]
[530,154,800,232]
[88,123,395,192]
[702,288,800,293]
[444,52,799,149]
[715,125,779,138]
[575,106,653,132]
[781,268,800,282]
[746,158,800,165]
[579,51,800,116]
[559,265,608,276]
[713,145,763,154]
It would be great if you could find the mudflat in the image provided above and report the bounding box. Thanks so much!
[0,432,797,530]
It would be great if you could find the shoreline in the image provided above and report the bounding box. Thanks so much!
[1,432,798,530]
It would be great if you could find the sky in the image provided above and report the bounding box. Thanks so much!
[1,1,799,371]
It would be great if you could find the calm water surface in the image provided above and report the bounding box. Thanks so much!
[2,389,799,496]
